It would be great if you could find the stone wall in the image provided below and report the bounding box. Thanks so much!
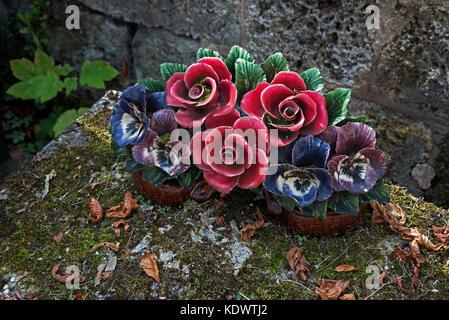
[1,0,448,204]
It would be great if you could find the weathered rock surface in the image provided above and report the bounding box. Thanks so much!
[0,0,447,200]
[1,92,449,300]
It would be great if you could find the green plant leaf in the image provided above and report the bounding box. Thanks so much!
[34,50,55,74]
[7,81,35,100]
[197,48,223,60]
[325,88,351,126]
[160,63,188,83]
[138,78,165,93]
[35,116,57,139]
[328,191,360,216]
[360,180,390,204]
[124,158,143,172]
[58,63,74,77]
[141,165,172,186]
[53,108,88,137]
[235,59,266,101]
[63,77,78,96]
[10,58,37,81]
[177,166,201,190]
[28,72,64,103]
[261,52,289,83]
[225,46,255,80]
[300,68,324,92]
[301,200,328,220]
[80,60,119,89]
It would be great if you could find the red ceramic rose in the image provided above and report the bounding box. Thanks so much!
[190,117,269,194]
[165,57,237,128]
[241,71,328,147]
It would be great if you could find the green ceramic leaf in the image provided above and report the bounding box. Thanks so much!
[325,88,351,126]
[261,52,290,83]
[138,78,165,93]
[177,166,201,190]
[274,194,297,212]
[197,48,223,60]
[124,158,144,172]
[328,191,360,216]
[80,60,119,89]
[225,46,255,80]
[142,165,172,186]
[301,200,328,220]
[300,67,324,92]
[360,180,390,204]
[160,63,188,83]
[235,59,266,101]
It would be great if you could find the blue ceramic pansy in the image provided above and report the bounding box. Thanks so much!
[110,85,150,147]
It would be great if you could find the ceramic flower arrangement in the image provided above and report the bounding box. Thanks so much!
[109,45,390,222]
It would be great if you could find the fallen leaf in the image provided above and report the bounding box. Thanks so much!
[394,240,425,288]
[53,233,63,243]
[140,252,160,282]
[394,274,410,294]
[339,292,356,300]
[90,242,120,252]
[334,264,358,272]
[72,293,89,300]
[433,221,449,244]
[286,247,312,281]
[91,182,101,190]
[113,220,130,232]
[106,191,139,218]
[51,263,85,284]
[24,184,31,192]
[314,279,350,300]
[87,198,103,223]
[216,215,225,226]
[240,207,265,243]
[121,248,131,260]
[379,271,386,285]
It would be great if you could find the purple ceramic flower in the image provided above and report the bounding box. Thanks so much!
[321,122,388,194]
[132,109,190,176]
[264,136,332,207]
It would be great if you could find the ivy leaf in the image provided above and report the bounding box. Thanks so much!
[138,78,165,93]
[63,77,78,96]
[302,200,328,220]
[10,58,37,81]
[360,180,390,204]
[160,63,188,83]
[53,108,88,137]
[235,59,266,101]
[34,50,55,74]
[328,191,360,216]
[225,46,255,80]
[141,165,173,186]
[197,48,223,60]
[176,166,201,190]
[300,68,324,92]
[80,60,119,89]
[124,158,143,172]
[325,88,351,126]
[261,52,290,83]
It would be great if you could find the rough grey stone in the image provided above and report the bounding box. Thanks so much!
[412,164,436,190]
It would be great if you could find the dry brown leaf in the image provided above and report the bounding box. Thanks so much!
[216,215,225,226]
[90,242,120,252]
[91,182,101,190]
[433,221,449,244]
[334,264,358,272]
[87,198,103,223]
[394,240,425,288]
[286,247,312,281]
[113,220,130,232]
[379,271,386,285]
[394,274,410,294]
[339,293,356,300]
[140,252,160,282]
[240,207,265,243]
[106,191,138,218]
[53,233,63,243]
[72,293,89,300]
[121,248,131,260]
[24,184,31,192]
[51,263,85,284]
[314,279,350,300]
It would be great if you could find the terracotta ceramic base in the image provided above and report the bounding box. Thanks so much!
[132,171,189,207]
[132,171,215,207]
[264,190,366,236]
